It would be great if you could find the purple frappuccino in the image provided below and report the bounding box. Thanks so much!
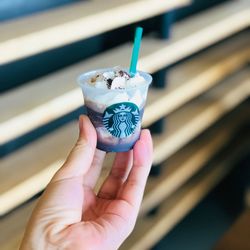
[78,67,152,152]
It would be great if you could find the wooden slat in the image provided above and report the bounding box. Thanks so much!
[140,108,249,217]
[143,34,250,127]
[121,136,250,250]
[1,31,249,144]
[153,68,250,165]
[0,68,249,215]
[0,201,37,250]
[0,0,190,64]
[1,118,249,250]
[139,0,250,73]
[214,210,250,250]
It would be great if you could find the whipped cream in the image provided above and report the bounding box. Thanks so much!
[89,67,145,90]
[85,67,147,110]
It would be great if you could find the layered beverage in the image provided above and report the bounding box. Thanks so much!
[78,67,152,152]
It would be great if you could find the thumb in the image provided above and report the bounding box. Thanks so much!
[21,116,97,241]
[52,115,97,182]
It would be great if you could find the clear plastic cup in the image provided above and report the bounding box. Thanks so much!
[78,68,152,152]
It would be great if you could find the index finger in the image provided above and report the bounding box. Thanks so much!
[118,129,153,211]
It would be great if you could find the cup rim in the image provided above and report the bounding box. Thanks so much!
[77,67,152,92]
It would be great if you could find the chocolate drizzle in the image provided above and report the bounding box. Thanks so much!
[91,68,132,89]
[106,78,113,89]
[123,71,131,80]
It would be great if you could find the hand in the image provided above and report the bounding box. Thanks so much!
[20,115,153,250]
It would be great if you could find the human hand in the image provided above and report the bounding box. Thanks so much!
[20,115,153,250]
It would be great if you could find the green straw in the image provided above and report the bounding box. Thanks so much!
[129,27,143,77]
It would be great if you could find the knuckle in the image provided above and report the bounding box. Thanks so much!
[127,179,144,191]
[43,223,62,246]
[75,137,89,149]
[111,167,127,180]
[98,191,116,200]
[69,138,90,157]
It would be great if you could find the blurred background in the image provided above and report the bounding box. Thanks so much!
[0,0,249,249]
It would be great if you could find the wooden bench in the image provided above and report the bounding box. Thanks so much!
[0,0,190,64]
[0,67,249,216]
[1,30,249,145]
[1,106,249,250]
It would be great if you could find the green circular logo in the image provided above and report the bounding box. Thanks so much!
[103,102,140,138]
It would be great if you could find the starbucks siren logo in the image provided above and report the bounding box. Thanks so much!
[103,102,140,138]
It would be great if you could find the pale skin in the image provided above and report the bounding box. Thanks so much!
[20,115,153,250]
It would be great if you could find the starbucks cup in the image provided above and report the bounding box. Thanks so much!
[78,68,152,152]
